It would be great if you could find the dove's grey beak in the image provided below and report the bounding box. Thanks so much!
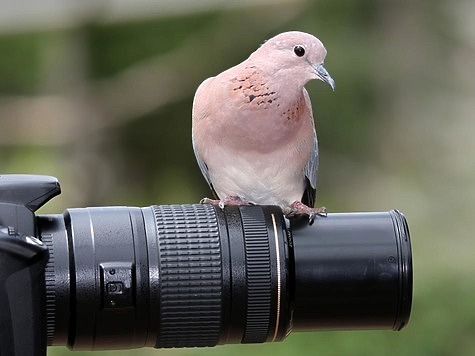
[315,64,335,91]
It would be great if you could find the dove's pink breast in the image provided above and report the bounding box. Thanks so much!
[192,65,315,206]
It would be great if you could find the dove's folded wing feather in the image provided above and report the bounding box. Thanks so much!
[302,88,318,207]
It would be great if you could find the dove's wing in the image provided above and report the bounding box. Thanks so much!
[192,134,214,191]
[302,88,318,207]
[192,77,217,197]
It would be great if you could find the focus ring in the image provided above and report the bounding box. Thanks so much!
[153,204,222,347]
[240,207,272,343]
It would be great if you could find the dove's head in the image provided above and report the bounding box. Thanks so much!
[250,31,335,90]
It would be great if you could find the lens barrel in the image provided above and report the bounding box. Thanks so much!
[38,204,412,350]
[291,210,412,331]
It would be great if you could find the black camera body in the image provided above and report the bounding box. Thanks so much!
[0,175,413,356]
[0,175,59,356]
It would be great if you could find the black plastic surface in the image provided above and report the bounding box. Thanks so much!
[0,175,60,212]
[291,210,412,330]
[0,229,49,356]
[0,174,59,356]
[40,204,290,350]
[38,204,412,350]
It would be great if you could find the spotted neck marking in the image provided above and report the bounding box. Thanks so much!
[230,65,280,109]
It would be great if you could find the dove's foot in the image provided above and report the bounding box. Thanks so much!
[200,197,220,205]
[284,201,327,224]
[200,196,253,210]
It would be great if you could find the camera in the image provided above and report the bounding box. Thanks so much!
[0,174,412,355]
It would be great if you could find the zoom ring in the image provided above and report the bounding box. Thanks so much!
[240,207,272,343]
[153,204,222,347]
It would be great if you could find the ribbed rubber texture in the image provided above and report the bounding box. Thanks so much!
[240,207,272,343]
[42,232,56,345]
[153,204,222,348]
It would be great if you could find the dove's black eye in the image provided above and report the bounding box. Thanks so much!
[294,45,305,57]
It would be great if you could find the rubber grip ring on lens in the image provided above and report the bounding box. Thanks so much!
[153,204,222,348]
[240,207,272,343]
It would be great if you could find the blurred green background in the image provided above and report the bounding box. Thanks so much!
[1,0,474,355]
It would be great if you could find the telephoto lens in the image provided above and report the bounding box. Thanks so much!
[38,204,412,350]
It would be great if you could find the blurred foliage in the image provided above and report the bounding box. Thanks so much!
[88,12,221,78]
[0,32,43,93]
[1,0,475,355]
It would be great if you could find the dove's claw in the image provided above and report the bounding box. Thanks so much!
[200,197,220,205]
[200,197,225,210]
[314,206,327,217]
[200,196,253,210]
[284,201,328,224]
[308,212,316,225]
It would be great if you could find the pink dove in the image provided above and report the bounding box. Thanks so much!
[192,31,335,221]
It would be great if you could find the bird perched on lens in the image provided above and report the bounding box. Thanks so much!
[192,31,335,222]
